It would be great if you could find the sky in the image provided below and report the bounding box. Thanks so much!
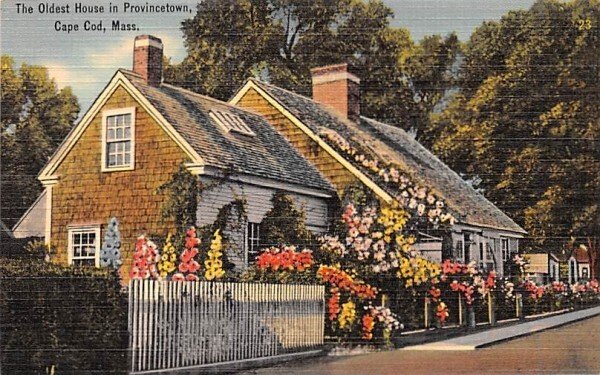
[1,0,536,110]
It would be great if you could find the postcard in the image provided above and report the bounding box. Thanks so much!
[1,1,598,374]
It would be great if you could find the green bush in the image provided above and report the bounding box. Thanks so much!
[0,257,128,374]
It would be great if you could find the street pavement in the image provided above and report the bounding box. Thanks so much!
[238,313,600,374]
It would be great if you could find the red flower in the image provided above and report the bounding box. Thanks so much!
[327,291,341,321]
[429,287,441,300]
[179,262,189,273]
[188,260,200,273]
[361,314,375,340]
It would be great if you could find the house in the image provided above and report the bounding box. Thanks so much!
[231,63,527,276]
[573,246,592,281]
[524,253,560,284]
[13,35,335,279]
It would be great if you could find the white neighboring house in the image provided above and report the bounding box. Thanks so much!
[525,253,560,284]
[572,246,592,282]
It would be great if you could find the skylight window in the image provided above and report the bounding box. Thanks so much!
[209,110,255,136]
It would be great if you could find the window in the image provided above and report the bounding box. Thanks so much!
[102,108,135,171]
[209,110,255,136]
[485,242,495,271]
[455,239,464,262]
[68,226,101,267]
[582,267,589,279]
[501,238,509,262]
[570,259,577,283]
[246,222,261,264]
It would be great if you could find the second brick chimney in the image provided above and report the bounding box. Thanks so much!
[310,63,360,122]
[133,35,163,86]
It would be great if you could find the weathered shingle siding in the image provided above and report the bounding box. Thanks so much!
[51,86,188,282]
[236,87,358,194]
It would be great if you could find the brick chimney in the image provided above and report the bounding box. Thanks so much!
[310,63,360,122]
[133,35,163,86]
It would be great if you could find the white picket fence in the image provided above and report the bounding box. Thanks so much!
[128,279,325,373]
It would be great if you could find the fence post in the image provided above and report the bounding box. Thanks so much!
[487,292,496,326]
[424,297,431,328]
[127,280,132,373]
[516,293,524,320]
[458,293,464,326]
[467,305,476,329]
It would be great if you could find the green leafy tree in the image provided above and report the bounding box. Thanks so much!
[166,0,459,134]
[430,0,599,249]
[164,0,280,100]
[1,56,80,227]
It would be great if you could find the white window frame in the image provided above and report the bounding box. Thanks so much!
[67,225,101,267]
[101,107,136,172]
[501,237,509,262]
[456,239,464,262]
[245,222,261,265]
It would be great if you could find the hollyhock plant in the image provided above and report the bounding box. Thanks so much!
[361,313,375,340]
[130,235,160,280]
[100,217,122,270]
[436,302,449,324]
[173,226,201,281]
[328,289,341,321]
[157,233,177,279]
[339,300,357,329]
[204,229,225,281]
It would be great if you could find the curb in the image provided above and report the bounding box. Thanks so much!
[401,305,600,351]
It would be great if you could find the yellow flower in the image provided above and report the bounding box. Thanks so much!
[205,269,216,281]
[338,300,356,329]
[205,229,225,280]
[158,233,177,279]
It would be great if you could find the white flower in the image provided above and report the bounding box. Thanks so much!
[409,198,418,209]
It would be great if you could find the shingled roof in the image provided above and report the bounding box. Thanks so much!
[246,78,526,234]
[121,70,334,193]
